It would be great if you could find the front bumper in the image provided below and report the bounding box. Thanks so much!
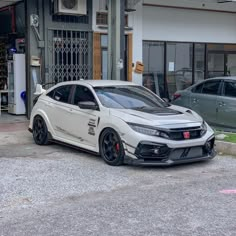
[124,136,216,166]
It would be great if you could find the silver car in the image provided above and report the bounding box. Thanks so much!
[172,77,236,131]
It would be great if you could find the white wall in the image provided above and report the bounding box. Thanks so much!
[143,5,236,43]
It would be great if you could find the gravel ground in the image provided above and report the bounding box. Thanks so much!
[0,129,236,236]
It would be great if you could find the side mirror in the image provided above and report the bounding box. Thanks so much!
[78,101,98,110]
[34,84,46,95]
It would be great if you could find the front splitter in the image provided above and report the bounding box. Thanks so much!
[124,150,217,166]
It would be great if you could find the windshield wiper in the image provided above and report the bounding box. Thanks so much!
[133,106,149,110]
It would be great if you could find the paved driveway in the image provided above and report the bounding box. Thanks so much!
[0,127,236,236]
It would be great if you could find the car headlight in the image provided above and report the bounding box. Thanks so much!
[128,123,169,139]
[201,121,207,137]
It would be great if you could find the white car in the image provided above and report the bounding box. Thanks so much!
[29,80,216,166]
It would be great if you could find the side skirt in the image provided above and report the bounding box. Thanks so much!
[48,132,100,156]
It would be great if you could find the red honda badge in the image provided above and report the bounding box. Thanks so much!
[183,131,190,139]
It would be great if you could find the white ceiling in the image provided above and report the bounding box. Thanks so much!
[0,0,21,9]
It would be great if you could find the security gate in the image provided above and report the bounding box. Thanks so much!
[46,29,92,87]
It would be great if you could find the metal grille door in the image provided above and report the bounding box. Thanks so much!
[47,30,91,86]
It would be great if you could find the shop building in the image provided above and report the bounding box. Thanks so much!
[92,0,236,99]
[141,0,236,99]
[0,0,93,117]
[1,0,236,118]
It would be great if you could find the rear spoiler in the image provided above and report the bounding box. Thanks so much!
[34,84,46,96]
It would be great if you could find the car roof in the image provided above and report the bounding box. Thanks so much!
[52,80,136,88]
[206,76,236,81]
[190,76,236,87]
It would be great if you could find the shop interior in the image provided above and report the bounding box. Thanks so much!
[0,1,25,117]
[143,41,236,100]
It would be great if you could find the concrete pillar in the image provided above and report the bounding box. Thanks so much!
[25,0,41,118]
[108,0,125,80]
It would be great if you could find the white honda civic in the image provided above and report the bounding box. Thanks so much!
[29,80,216,166]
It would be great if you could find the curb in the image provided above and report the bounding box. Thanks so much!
[215,140,236,156]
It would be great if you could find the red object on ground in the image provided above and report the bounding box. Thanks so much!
[0,122,29,132]
[220,190,236,194]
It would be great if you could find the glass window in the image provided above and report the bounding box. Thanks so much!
[101,35,108,47]
[224,81,236,97]
[207,44,236,78]
[227,54,236,76]
[102,50,108,80]
[208,44,236,52]
[94,86,167,109]
[166,43,193,98]
[143,73,156,94]
[51,85,72,103]
[47,90,55,98]
[192,83,203,93]
[101,35,108,80]
[194,44,205,83]
[143,41,165,98]
[73,85,96,105]
[207,44,224,51]
[101,34,128,81]
[201,80,221,95]
[207,53,224,78]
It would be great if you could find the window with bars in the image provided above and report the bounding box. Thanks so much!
[47,30,91,85]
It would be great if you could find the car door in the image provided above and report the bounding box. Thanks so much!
[68,85,100,148]
[45,85,74,140]
[190,80,221,124]
[189,83,204,114]
[216,80,236,129]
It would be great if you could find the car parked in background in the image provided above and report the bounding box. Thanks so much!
[172,77,236,131]
[29,80,216,166]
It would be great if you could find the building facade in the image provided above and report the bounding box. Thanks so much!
[138,0,236,99]
[92,0,236,100]
[1,0,236,117]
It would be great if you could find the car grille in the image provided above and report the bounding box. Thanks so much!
[169,147,203,160]
[167,126,202,141]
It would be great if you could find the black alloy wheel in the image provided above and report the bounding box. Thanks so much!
[100,128,124,166]
[33,116,49,145]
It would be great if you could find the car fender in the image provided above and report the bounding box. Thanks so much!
[96,115,133,150]
[31,109,55,136]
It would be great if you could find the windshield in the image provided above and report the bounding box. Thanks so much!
[94,85,168,109]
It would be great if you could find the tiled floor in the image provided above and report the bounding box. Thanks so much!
[0,112,29,132]
[0,111,28,124]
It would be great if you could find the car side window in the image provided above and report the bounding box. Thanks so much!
[224,81,236,98]
[201,81,221,95]
[47,90,54,98]
[192,83,203,93]
[48,85,72,103]
[73,85,96,105]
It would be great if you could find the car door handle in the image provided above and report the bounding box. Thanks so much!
[192,98,198,103]
[218,102,225,107]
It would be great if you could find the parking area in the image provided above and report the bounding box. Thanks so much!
[0,126,236,236]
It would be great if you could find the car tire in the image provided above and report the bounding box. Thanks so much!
[100,128,124,166]
[33,115,49,145]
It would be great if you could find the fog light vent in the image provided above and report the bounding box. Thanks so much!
[135,142,170,159]
[203,138,214,154]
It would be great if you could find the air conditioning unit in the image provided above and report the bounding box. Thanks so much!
[54,0,87,15]
[125,0,141,12]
